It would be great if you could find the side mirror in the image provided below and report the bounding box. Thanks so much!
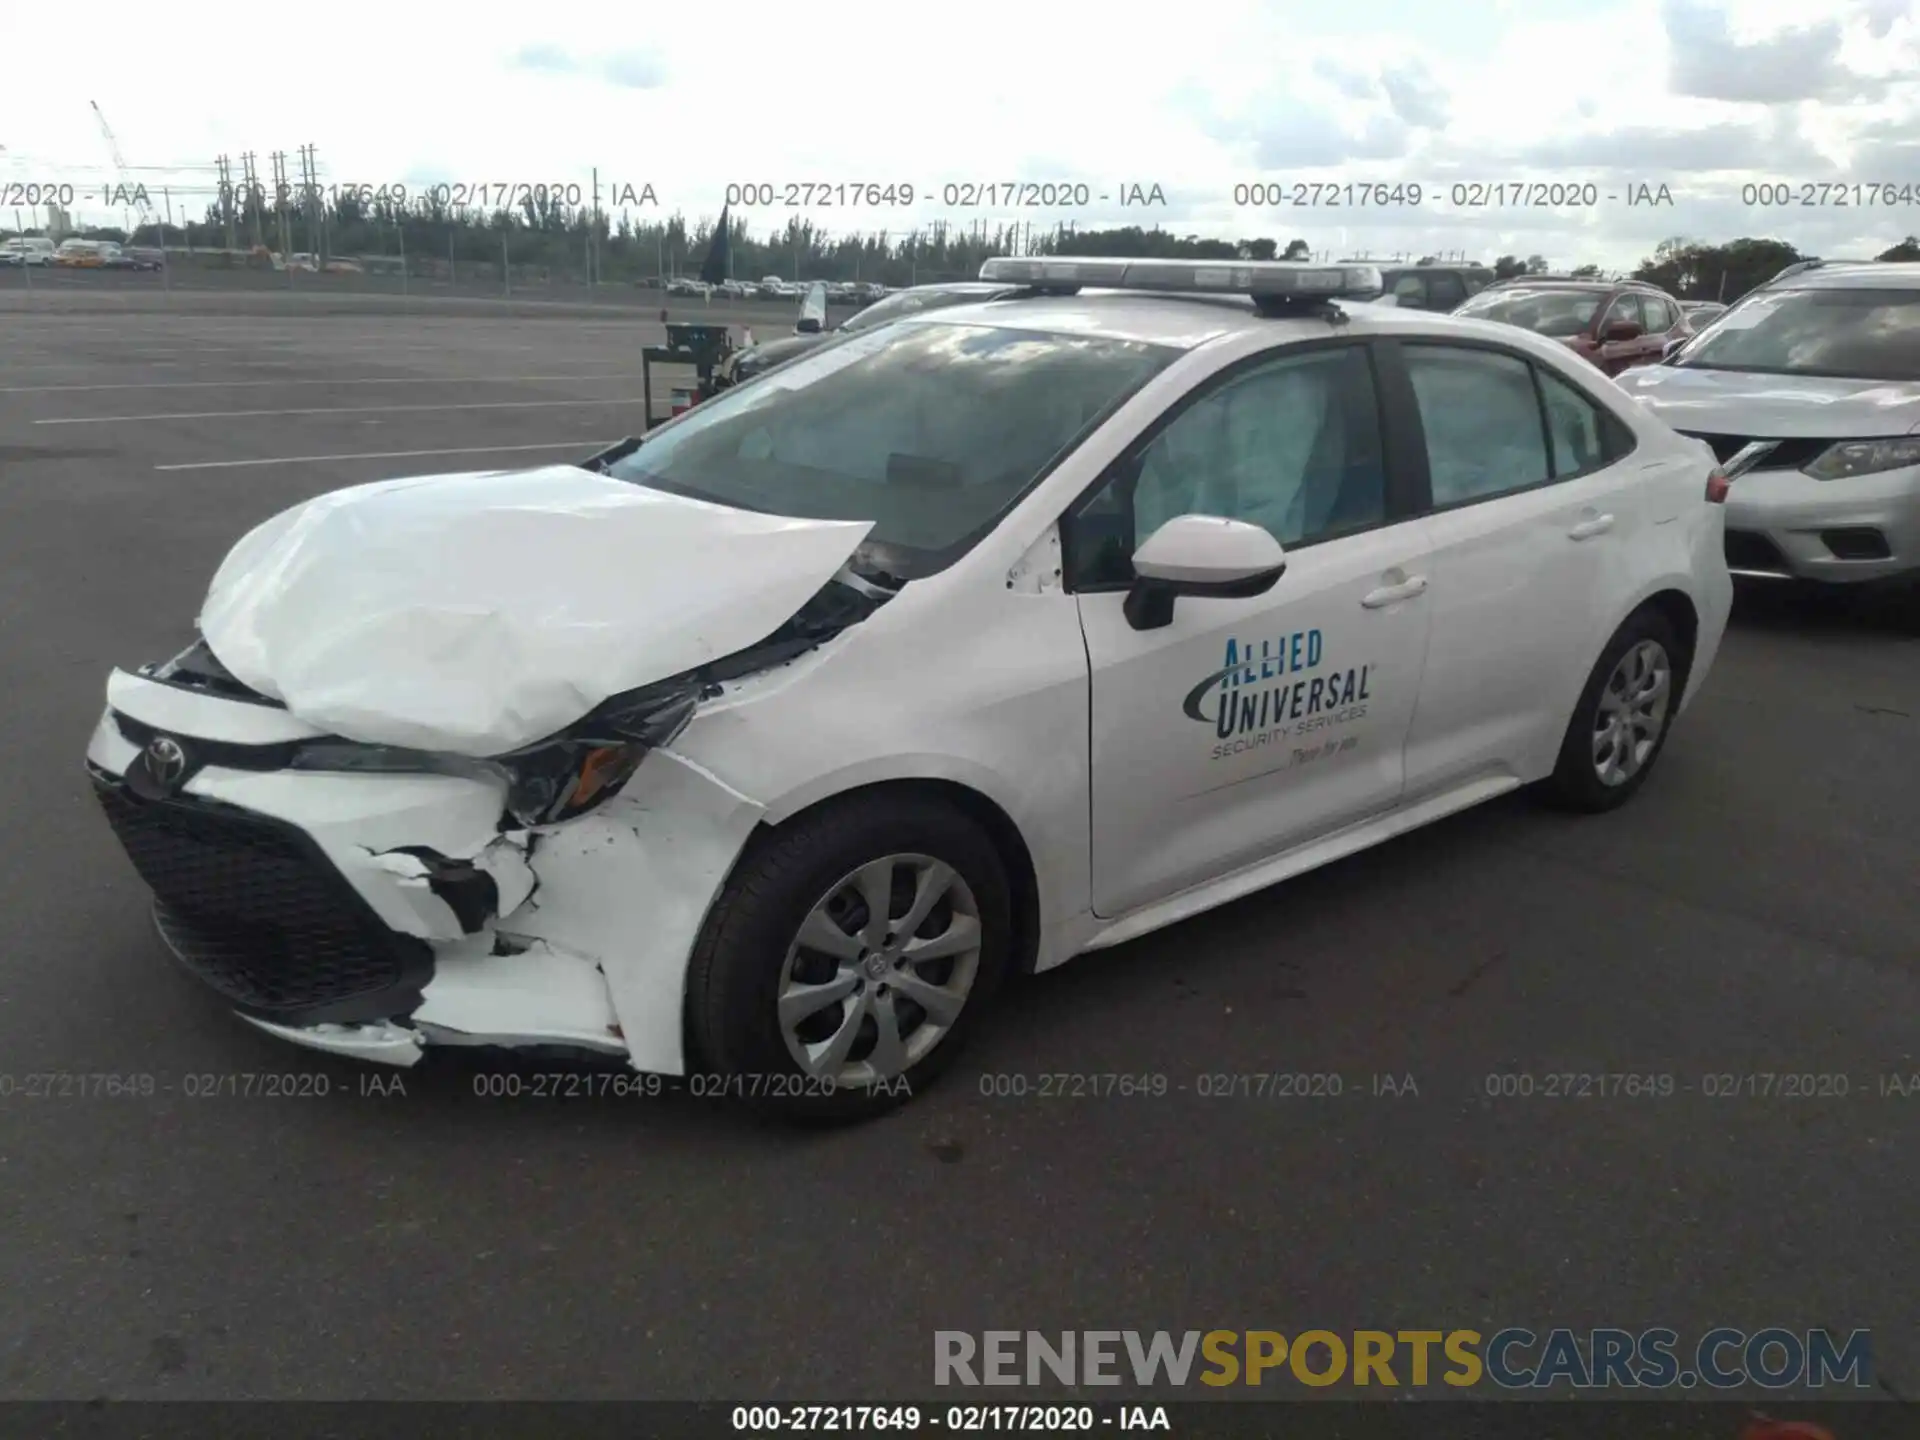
[796,280,827,336]
[1602,319,1644,343]
[1662,336,1687,361]
[1123,515,1287,631]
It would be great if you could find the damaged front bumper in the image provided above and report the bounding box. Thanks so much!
[87,667,764,1071]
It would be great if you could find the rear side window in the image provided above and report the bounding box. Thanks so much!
[1427,273,1468,310]
[1404,347,1550,505]
[1389,273,1430,309]
[1536,367,1636,477]
[1404,345,1637,506]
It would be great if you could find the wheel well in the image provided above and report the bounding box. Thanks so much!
[1636,588,1699,687]
[755,779,1044,977]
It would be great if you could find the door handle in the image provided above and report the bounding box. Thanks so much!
[1361,575,1428,608]
[1568,514,1615,540]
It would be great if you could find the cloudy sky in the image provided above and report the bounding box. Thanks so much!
[3,0,1917,269]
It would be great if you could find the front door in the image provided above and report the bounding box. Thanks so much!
[1064,341,1435,919]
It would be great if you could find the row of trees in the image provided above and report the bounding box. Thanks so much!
[10,186,1918,297]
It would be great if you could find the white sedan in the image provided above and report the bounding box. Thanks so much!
[86,259,1733,1119]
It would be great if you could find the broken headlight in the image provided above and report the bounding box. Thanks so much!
[289,676,703,828]
[488,676,703,827]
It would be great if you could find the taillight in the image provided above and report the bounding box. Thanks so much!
[1705,468,1730,503]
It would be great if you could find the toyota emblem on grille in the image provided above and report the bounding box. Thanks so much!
[140,736,190,796]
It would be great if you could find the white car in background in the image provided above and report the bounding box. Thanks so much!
[1617,262,1920,585]
[1,236,57,266]
[86,259,1732,1120]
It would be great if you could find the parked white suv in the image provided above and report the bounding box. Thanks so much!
[1618,261,1920,585]
[0,237,57,266]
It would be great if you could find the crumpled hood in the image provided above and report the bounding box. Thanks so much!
[198,466,873,756]
[1614,365,1920,438]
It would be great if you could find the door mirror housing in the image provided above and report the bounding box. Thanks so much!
[1123,515,1287,631]
[795,280,828,335]
[1602,319,1644,343]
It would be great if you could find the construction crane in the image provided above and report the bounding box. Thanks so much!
[89,100,159,244]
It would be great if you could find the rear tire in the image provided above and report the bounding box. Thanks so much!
[685,791,1012,1123]
[1539,608,1687,813]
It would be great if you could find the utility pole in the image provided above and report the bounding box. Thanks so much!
[216,155,236,252]
[270,150,292,263]
[590,167,600,287]
[299,143,323,263]
[242,152,263,248]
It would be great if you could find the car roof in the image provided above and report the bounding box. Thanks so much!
[901,281,1016,297]
[901,288,1614,354]
[1773,261,1920,291]
[1486,277,1639,292]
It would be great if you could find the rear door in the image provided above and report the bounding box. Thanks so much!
[1389,340,1651,796]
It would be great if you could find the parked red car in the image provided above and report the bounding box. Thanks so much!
[1454,277,1693,376]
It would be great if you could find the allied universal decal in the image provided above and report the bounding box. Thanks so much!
[1180,628,1372,760]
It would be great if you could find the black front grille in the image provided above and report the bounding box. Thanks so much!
[93,776,431,1024]
[1679,433,1831,471]
[1725,530,1792,573]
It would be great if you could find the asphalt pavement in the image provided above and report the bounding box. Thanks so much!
[0,290,1916,1404]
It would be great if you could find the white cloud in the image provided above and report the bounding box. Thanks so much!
[2,0,1916,269]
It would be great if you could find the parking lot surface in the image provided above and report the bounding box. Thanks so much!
[1,291,1916,1401]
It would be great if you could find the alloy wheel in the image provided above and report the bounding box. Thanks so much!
[776,852,983,1086]
[1591,638,1672,787]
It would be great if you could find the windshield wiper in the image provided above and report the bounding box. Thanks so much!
[579,437,643,472]
[837,565,901,598]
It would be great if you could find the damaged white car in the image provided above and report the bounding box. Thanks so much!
[88,258,1733,1118]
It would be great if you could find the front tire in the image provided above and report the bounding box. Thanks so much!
[685,791,1013,1121]
[1540,608,1686,813]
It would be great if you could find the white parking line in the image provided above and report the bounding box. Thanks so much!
[38,397,649,425]
[3,372,645,393]
[153,440,612,471]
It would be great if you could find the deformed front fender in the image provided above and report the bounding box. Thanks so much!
[500,747,765,1076]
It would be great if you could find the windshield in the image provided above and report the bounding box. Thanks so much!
[1456,287,1605,337]
[605,320,1175,577]
[1673,286,1920,381]
[843,288,993,334]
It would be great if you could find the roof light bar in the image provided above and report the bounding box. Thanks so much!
[979,256,1385,302]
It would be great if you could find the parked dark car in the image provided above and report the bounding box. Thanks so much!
[1374,264,1495,311]
[1454,278,1692,376]
[715,281,1025,387]
[117,246,166,272]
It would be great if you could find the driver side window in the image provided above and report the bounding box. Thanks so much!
[1066,344,1387,589]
